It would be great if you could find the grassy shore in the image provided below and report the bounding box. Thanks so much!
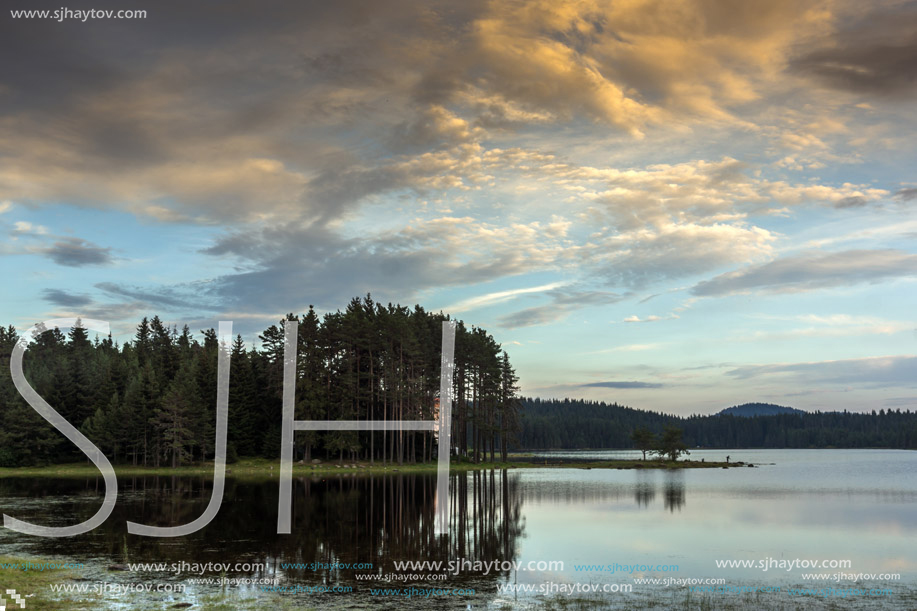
[0,554,313,610]
[7,554,905,611]
[0,555,98,610]
[0,456,746,478]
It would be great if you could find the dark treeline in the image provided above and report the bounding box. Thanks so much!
[519,398,917,449]
[0,295,521,467]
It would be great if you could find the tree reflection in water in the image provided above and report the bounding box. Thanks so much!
[0,471,525,594]
[634,471,656,507]
[662,472,686,512]
[0,467,692,606]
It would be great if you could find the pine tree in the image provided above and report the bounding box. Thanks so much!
[295,307,325,461]
[152,360,200,468]
[499,351,521,462]
[228,334,258,458]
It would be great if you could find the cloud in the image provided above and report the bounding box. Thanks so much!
[884,396,917,408]
[834,196,867,209]
[489,150,886,228]
[726,356,917,388]
[580,381,664,389]
[692,249,917,297]
[298,144,492,225]
[496,287,623,329]
[71,214,567,324]
[43,238,113,267]
[95,282,214,311]
[497,306,566,329]
[458,3,660,136]
[41,289,94,308]
[3,225,117,268]
[389,105,480,153]
[457,0,838,130]
[623,315,677,323]
[0,0,863,229]
[200,216,568,311]
[2,0,913,355]
[444,281,567,313]
[736,314,914,341]
[789,7,917,96]
[588,343,665,353]
[594,221,777,288]
[36,289,165,330]
[895,187,917,201]
[549,288,624,307]
[13,221,48,235]
[0,1,453,225]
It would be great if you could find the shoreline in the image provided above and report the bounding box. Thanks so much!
[2,551,912,611]
[0,456,748,478]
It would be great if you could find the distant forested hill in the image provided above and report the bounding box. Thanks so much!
[718,403,805,417]
[517,397,917,450]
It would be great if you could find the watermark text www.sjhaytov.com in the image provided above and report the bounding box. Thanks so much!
[9,8,147,21]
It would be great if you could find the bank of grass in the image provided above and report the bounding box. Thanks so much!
[0,555,100,610]
[0,456,742,479]
[523,588,888,611]
[0,554,315,611]
[6,556,904,611]
[198,598,315,611]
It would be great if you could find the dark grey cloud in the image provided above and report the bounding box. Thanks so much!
[200,219,560,312]
[498,306,565,329]
[883,396,917,408]
[894,187,917,201]
[0,0,423,111]
[692,249,917,297]
[497,288,623,329]
[0,4,129,115]
[82,301,149,324]
[36,284,169,327]
[580,381,664,389]
[834,196,867,209]
[304,163,430,226]
[727,356,917,389]
[34,292,160,331]
[550,289,624,306]
[44,238,113,267]
[388,106,475,154]
[209,251,446,310]
[41,289,94,308]
[789,8,917,95]
[1,0,485,223]
[94,282,215,310]
[206,241,471,312]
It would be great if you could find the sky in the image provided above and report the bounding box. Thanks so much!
[1,0,915,415]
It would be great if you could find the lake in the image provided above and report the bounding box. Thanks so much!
[1,449,915,609]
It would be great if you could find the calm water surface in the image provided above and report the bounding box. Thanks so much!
[0,449,914,609]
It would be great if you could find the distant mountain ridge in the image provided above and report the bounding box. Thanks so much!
[718,403,806,417]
